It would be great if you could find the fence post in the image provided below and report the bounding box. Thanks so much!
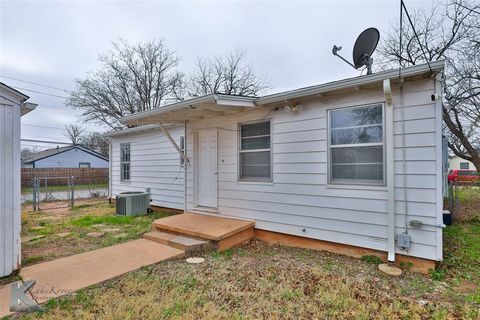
[449,181,453,214]
[44,174,48,201]
[454,182,459,222]
[70,176,75,208]
[32,178,36,211]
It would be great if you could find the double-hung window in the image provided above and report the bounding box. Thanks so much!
[120,143,131,181]
[328,104,384,185]
[239,121,271,181]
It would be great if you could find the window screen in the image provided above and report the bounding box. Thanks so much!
[120,143,130,181]
[239,121,271,180]
[329,105,384,184]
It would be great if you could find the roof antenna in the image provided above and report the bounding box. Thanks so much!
[332,27,380,75]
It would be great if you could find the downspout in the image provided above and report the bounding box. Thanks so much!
[108,140,113,203]
[383,79,396,262]
[184,122,188,214]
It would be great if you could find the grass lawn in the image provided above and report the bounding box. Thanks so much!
[12,236,480,320]
[3,190,480,319]
[21,183,108,194]
[0,198,177,287]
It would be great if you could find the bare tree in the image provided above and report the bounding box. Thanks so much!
[377,0,480,171]
[64,124,85,144]
[188,49,268,97]
[78,132,110,157]
[68,39,184,130]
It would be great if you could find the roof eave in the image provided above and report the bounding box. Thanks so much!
[120,94,257,125]
[257,60,445,105]
[21,102,37,116]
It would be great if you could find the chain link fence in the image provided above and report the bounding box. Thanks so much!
[21,168,109,210]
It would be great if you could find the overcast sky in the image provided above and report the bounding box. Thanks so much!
[0,0,434,151]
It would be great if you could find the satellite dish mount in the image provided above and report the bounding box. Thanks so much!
[332,27,380,75]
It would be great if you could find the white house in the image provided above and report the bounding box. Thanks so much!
[108,61,445,268]
[448,155,477,171]
[0,83,36,277]
[22,145,109,168]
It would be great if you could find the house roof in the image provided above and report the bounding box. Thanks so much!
[22,145,109,164]
[0,82,37,116]
[0,82,30,101]
[121,60,444,126]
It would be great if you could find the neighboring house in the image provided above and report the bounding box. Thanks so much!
[0,82,36,277]
[22,145,109,168]
[449,155,477,171]
[107,61,445,267]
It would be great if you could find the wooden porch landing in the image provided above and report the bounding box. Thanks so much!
[152,213,254,241]
[144,213,255,253]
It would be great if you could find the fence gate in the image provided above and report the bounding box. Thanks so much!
[31,176,75,211]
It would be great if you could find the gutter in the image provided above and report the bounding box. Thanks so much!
[257,60,445,105]
[20,102,37,116]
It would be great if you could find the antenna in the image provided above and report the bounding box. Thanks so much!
[332,27,380,75]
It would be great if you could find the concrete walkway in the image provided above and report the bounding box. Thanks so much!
[0,239,184,317]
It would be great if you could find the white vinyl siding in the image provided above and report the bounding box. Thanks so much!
[0,93,22,277]
[239,121,272,181]
[110,126,185,210]
[186,77,442,261]
[328,104,384,185]
[120,143,130,181]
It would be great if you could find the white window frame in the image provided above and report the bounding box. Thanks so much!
[120,143,131,181]
[327,103,386,186]
[238,120,273,182]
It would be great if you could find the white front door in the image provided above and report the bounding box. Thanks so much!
[196,128,218,208]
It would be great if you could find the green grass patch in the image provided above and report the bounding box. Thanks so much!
[210,248,234,260]
[70,215,135,227]
[23,255,46,265]
[361,255,382,265]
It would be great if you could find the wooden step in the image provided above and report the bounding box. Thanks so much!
[152,213,255,241]
[143,230,211,254]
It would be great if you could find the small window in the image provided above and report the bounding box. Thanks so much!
[239,121,271,181]
[79,162,90,168]
[179,136,185,166]
[460,162,470,169]
[328,104,384,185]
[120,143,130,181]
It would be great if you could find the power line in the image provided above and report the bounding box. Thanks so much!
[400,0,433,72]
[11,86,69,99]
[22,124,65,130]
[21,138,71,145]
[0,75,71,93]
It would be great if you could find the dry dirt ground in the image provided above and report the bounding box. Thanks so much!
[9,240,480,320]
[2,193,479,319]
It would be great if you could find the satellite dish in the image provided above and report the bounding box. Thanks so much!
[332,27,380,75]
